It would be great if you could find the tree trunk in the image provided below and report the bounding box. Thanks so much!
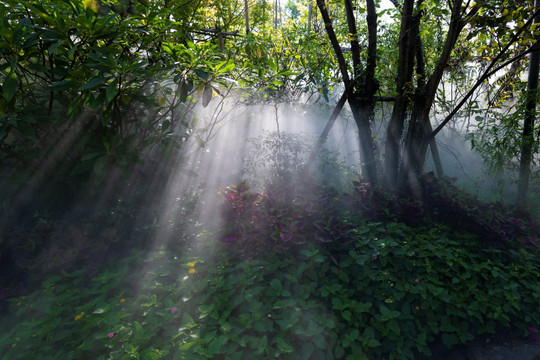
[400,0,465,197]
[350,99,378,184]
[517,0,540,207]
[245,0,250,34]
[308,0,312,32]
[384,0,417,191]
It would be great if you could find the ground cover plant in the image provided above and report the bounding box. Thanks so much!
[0,177,539,360]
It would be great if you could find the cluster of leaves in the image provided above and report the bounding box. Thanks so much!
[243,130,360,191]
[218,177,353,257]
[420,173,540,249]
[342,174,540,251]
[219,170,540,260]
[0,179,205,296]
[468,98,539,182]
[0,0,237,186]
[0,218,538,360]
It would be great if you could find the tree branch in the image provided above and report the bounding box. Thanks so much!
[316,0,351,86]
[430,5,540,138]
[365,0,378,95]
[344,0,362,81]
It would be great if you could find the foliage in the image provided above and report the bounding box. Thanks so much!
[348,173,540,251]
[243,130,359,189]
[0,215,539,360]
[218,177,352,257]
[218,171,540,260]
[0,0,237,186]
[420,173,540,250]
[0,181,205,292]
[467,91,540,191]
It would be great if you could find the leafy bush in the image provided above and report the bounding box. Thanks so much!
[0,0,237,187]
[348,174,540,251]
[0,221,538,360]
[218,177,353,257]
[243,130,360,191]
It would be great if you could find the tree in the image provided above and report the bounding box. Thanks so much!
[316,0,379,184]
[517,0,540,206]
[316,0,540,197]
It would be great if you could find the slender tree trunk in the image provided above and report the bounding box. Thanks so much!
[517,0,540,206]
[384,0,417,191]
[350,99,378,184]
[308,0,312,32]
[401,0,465,197]
[317,0,378,184]
[245,0,250,34]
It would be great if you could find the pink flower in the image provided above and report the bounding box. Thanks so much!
[529,327,536,334]
[107,332,115,338]
[414,278,419,283]
[171,306,178,314]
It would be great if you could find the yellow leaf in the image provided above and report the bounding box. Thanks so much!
[82,0,100,12]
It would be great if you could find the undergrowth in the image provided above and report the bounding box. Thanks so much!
[0,177,539,359]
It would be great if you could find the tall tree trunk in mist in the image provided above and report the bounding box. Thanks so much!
[400,0,467,198]
[517,0,540,207]
[316,0,488,194]
[317,0,379,184]
[384,0,418,192]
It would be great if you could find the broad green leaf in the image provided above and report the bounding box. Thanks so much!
[202,82,212,107]
[442,333,459,348]
[79,76,108,91]
[275,336,294,353]
[93,156,108,174]
[365,338,381,348]
[270,278,282,292]
[3,73,17,102]
[106,78,118,102]
[194,69,209,80]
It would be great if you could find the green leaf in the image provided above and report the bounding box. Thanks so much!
[79,76,108,91]
[217,60,235,73]
[270,279,282,293]
[194,68,209,80]
[442,333,459,348]
[179,79,189,102]
[388,319,400,335]
[93,156,108,174]
[332,297,343,310]
[202,82,212,107]
[106,78,119,102]
[48,80,77,91]
[275,336,294,353]
[300,342,315,360]
[365,338,381,348]
[208,335,228,354]
[313,334,326,349]
[3,73,17,102]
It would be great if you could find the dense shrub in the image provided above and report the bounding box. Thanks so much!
[0,220,538,360]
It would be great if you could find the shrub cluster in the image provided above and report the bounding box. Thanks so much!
[0,221,538,360]
[218,174,540,259]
